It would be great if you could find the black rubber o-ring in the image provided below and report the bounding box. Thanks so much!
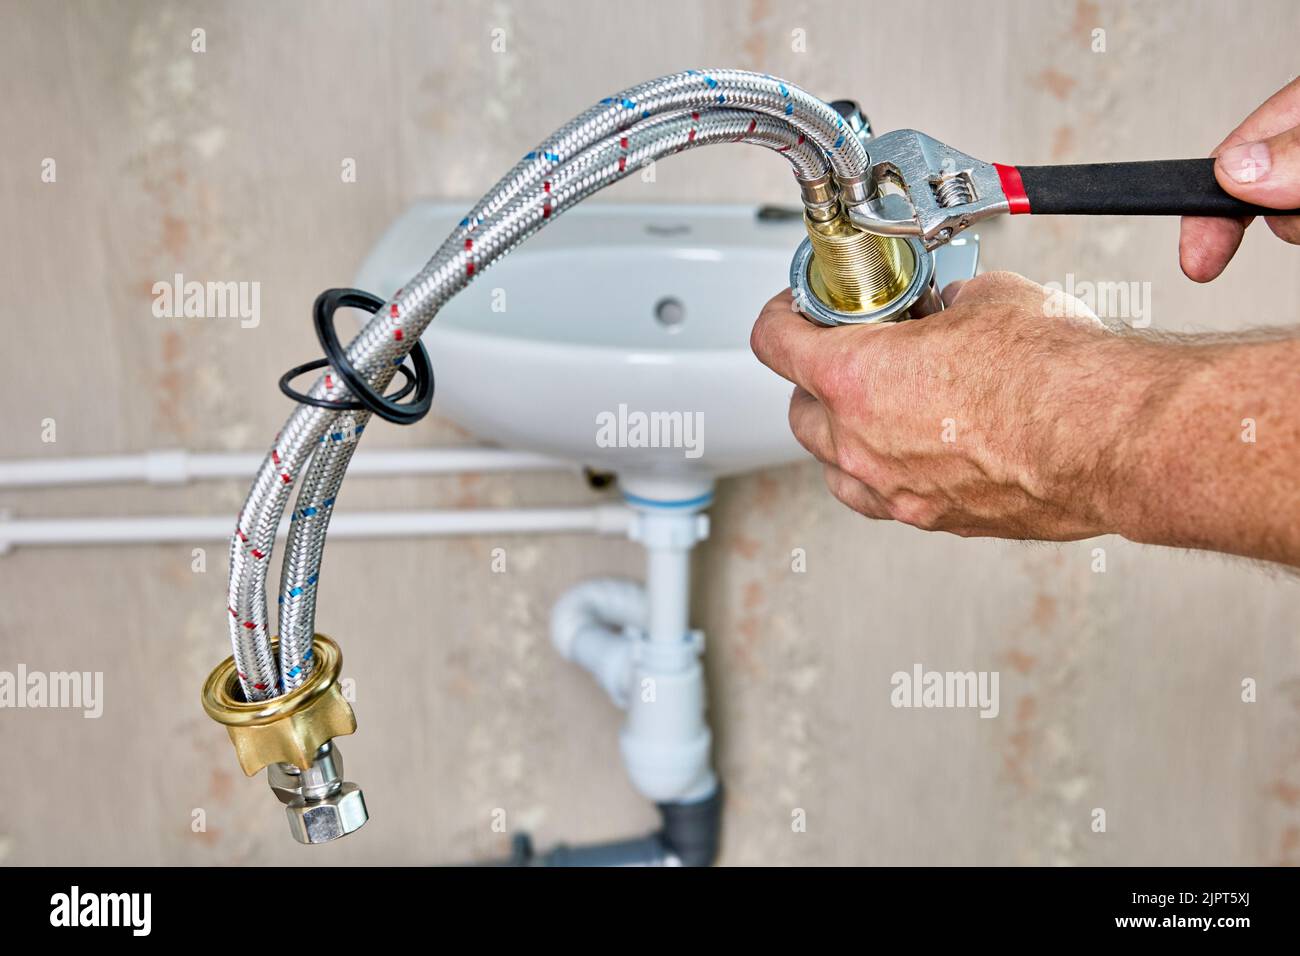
[277,356,417,411]
[312,288,434,426]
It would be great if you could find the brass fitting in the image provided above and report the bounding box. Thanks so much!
[201,634,356,775]
[803,208,915,314]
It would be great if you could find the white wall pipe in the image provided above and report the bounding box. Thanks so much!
[0,504,633,552]
[0,447,573,489]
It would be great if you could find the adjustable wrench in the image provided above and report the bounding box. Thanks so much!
[847,129,1300,250]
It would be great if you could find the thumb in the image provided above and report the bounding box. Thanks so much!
[1214,125,1300,209]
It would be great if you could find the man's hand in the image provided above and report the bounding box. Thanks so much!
[751,273,1300,565]
[1180,76,1300,281]
[751,273,1141,540]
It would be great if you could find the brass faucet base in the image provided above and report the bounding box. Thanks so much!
[804,211,915,313]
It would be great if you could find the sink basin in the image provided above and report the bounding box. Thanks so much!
[354,203,810,496]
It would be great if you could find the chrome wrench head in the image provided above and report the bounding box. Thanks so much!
[846,129,1010,249]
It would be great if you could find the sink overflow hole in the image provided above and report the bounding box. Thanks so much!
[654,296,686,331]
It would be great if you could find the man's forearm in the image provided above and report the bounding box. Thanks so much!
[752,274,1300,565]
[1108,334,1300,565]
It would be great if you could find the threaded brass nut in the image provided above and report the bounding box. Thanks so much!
[804,212,915,313]
[201,635,356,775]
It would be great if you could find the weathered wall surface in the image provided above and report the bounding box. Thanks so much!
[1,0,1297,865]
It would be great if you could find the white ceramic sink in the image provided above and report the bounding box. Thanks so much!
[354,203,811,497]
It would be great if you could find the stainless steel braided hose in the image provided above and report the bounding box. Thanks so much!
[452,69,866,235]
[228,70,869,702]
[274,109,829,688]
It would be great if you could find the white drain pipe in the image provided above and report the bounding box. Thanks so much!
[0,447,572,489]
[551,578,648,707]
[620,502,716,804]
[551,482,717,806]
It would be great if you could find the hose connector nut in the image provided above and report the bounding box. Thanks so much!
[201,634,356,775]
[284,781,367,844]
[268,741,368,844]
[798,173,839,224]
[834,173,872,208]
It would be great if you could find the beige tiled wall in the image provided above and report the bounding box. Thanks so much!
[1,0,1298,865]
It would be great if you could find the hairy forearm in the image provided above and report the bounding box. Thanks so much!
[1104,333,1300,565]
[753,274,1300,560]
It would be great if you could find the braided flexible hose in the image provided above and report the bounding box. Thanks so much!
[274,109,828,688]
[230,71,866,701]
[453,69,864,235]
[275,414,361,690]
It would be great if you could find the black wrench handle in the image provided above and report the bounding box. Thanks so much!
[995,158,1299,218]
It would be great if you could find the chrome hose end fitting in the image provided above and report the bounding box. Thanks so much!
[268,741,369,844]
[833,174,872,209]
[798,173,839,224]
[202,633,368,844]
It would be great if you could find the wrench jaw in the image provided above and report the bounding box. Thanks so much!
[788,128,998,326]
[847,129,1011,249]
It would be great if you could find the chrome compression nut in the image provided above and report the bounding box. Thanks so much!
[798,173,839,223]
[268,741,369,844]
